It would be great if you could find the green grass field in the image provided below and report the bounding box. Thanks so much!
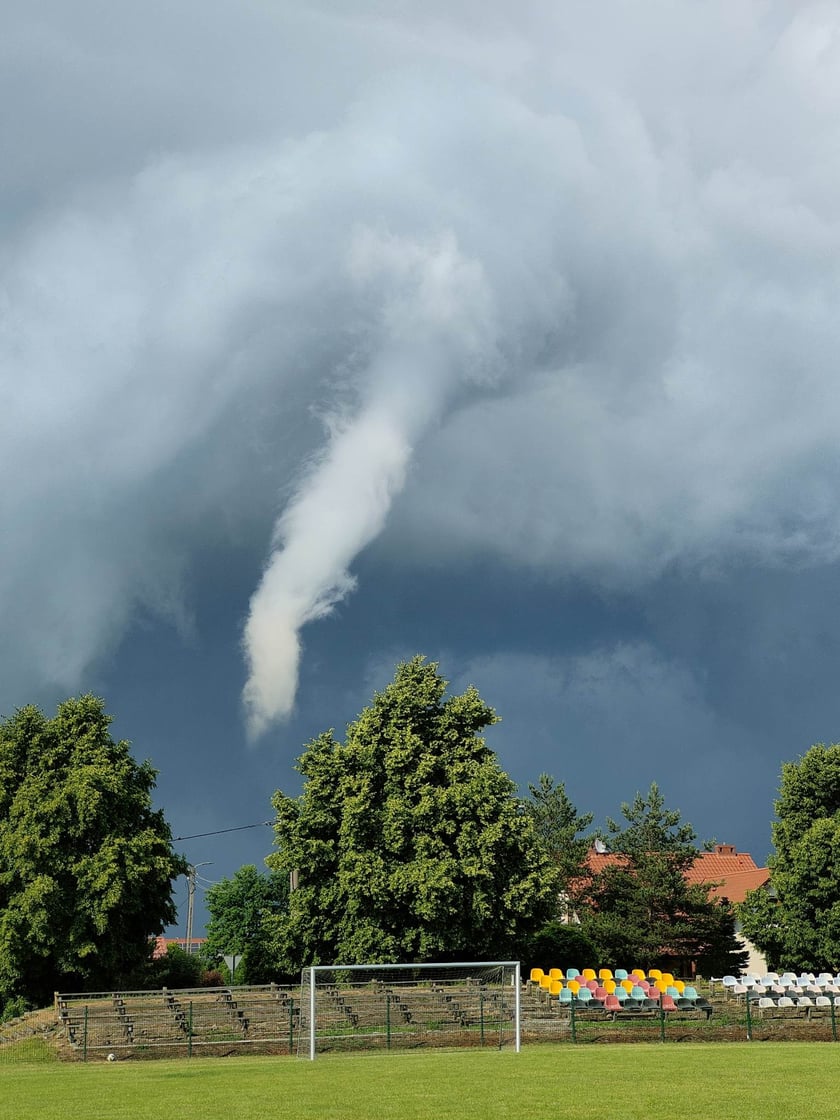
[1,1043,835,1120]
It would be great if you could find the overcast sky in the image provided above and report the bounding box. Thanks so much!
[4,1,840,934]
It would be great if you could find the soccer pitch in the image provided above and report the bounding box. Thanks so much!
[1,1043,830,1120]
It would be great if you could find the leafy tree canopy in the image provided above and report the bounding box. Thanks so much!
[266,657,558,971]
[525,773,592,917]
[202,865,288,983]
[740,743,840,971]
[0,695,187,1005]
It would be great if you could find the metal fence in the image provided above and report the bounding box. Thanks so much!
[53,984,300,1059]
[5,981,840,1063]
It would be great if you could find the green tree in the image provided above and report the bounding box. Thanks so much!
[202,865,288,983]
[265,657,558,971]
[146,943,204,989]
[739,743,840,971]
[0,695,187,1006]
[525,774,592,919]
[579,783,747,974]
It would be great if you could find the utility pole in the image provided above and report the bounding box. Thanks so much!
[184,863,212,954]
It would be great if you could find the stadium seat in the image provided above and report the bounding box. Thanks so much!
[582,968,596,981]
[566,968,580,980]
[630,986,647,1001]
[620,979,634,994]
[614,987,629,1003]
[661,972,674,985]
[567,980,581,995]
[549,980,562,997]
[549,967,563,981]
[575,988,593,1004]
[660,995,678,1012]
[558,988,573,1006]
[604,994,621,1012]
[682,987,699,1002]
[594,986,608,1001]
[603,979,617,994]
[648,968,662,981]
[598,968,613,982]
[530,968,544,984]
[631,969,646,981]
[614,969,628,981]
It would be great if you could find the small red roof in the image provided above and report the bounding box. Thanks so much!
[585,843,769,905]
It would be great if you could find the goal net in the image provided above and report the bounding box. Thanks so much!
[299,961,521,1059]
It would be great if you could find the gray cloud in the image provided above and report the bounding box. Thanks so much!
[3,1,840,733]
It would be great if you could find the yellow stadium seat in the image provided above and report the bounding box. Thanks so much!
[621,979,634,993]
[567,980,581,995]
[661,972,674,985]
[598,968,613,981]
[631,969,645,981]
[582,968,596,981]
[539,975,552,991]
[530,968,544,983]
[655,978,668,993]
[674,980,685,995]
[549,968,563,981]
[549,980,562,997]
[648,968,662,980]
[604,979,617,994]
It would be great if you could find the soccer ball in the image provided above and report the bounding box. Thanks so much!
[107,1052,116,1062]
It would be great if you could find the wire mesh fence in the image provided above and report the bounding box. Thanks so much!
[52,984,300,1060]
[6,978,840,1063]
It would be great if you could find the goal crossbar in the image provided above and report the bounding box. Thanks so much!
[304,960,521,1059]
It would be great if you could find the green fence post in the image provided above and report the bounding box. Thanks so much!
[479,994,485,1047]
[745,990,752,1041]
[570,999,576,1044]
[659,991,666,1043]
[188,1001,193,1058]
[289,996,295,1054]
[385,992,391,1050]
[831,998,837,1042]
[83,1006,88,1062]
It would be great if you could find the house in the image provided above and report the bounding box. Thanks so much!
[152,936,207,959]
[685,843,770,975]
[582,842,770,975]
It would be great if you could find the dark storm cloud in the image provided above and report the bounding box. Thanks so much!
[3,0,840,789]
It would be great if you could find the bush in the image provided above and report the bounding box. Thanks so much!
[524,921,598,973]
[1,994,31,1022]
[147,945,204,989]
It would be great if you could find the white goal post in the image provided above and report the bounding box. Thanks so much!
[302,961,521,1059]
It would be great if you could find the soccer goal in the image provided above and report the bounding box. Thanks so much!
[300,961,521,1059]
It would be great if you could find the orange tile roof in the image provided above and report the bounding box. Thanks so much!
[584,844,769,905]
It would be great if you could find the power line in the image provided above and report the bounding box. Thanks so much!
[173,821,273,842]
